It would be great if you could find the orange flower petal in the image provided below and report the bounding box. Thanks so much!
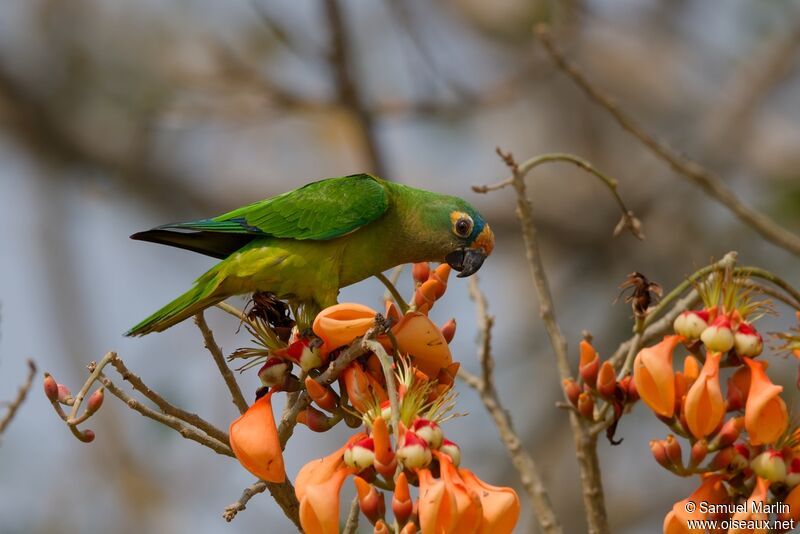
[672,474,728,524]
[439,455,481,534]
[313,303,377,354]
[780,483,800,522]
[744,358,788,446]
[684,352,725,438]
[418,467,456,534]
[295,432,366,501]
[387,312,452,378]
[634,335,682,417]
[663,510,690,534]
[459,469,520,534]
[229,392,285,483]
[299,465,356,534]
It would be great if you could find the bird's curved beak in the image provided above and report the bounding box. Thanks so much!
[445,224,494,278]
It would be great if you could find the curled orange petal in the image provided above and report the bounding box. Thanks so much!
[387,312,452,378]
[634,335,682,417]
[672,474,728,524]
[313,303,377,355]
[744,358,788,446]
[229,392,285,483]
[730,477,770,533]
[459,469,520,534]
[684,352,725,438]
[663,510,690,534]
[299,465,355,534]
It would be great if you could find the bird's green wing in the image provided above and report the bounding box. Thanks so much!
[158,174,388,240]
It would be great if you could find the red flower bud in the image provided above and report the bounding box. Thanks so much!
[80,429,95,443]
[354,476,385,525]
[650,440,673,471]
[597,361,617,399]
[57,384,73,405]
[690,439,708,468]
[577,392,594,420]
[440,319,457,344]
[412,262,431,285]
[87,388,104,414]
[623,374,639,402]
[579,341,600,388]
[296,406,337,432]
[43,374,59,402]
[373,519,390,534]
[713,417,743,449]
[665,435,683,470]
[562,378,581,407]
[710,447,736,471]
[304,376,338,412]
[392,471,413,525]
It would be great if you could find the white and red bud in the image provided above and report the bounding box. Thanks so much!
[412,419,443,449]
[396,431,431,469]
[439,438,461,466]
[344,437,376,470]
[87,388,104,414]
[43,374,59,402]
[700,315,735,353]
[287,338,323,372]
[673,310,709,339]
[734,323,763,358]
[751,450,786,483]
[731,443,751,470]
[258,358,290,388]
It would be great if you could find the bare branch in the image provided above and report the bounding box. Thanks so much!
[223,480,267,522]
[195,312,250,414]
[342,496,360,534]
[0,359,36,436]
[534,25,800,257]
[460,278,563,534]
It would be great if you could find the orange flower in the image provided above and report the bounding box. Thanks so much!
[634,335,682,418]
[668,474,728,530]
[729,477,769,534]
[579,340,600,388]
[229,392,285,483]
[313,303,377,355]
[744,358,788,446]
[341,362,386,414]
[295,433,366,534]
[439,454,482,534]
[780,483,800,522]
[684,352,725,438]
[418,466,457,534]
[459,469,520,534]
[388,312,452,378]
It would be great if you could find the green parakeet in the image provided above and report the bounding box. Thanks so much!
[126,174,494,336]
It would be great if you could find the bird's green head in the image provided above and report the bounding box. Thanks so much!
[420,196,494,278]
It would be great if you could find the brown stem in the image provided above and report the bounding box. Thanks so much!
[194,312,250,414]
[0,359,36,435]
[534,25,800,257]
[495,148,610,534]
[460,278,563,534]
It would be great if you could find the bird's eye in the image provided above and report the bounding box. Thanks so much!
[454,217,473,238]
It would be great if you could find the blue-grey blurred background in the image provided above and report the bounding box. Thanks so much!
[1,0,799,532]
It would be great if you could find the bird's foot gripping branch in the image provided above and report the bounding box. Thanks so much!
[44,263,520,533]
[563,257,800,533]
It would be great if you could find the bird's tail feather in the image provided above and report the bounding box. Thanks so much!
[125,281,224,336]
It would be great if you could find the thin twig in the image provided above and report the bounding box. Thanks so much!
[460,277,563,534]
[109,356,230,445]
[494,148,610,534]
[0,359,36,435]
[97,372,234,456]
[342,496,360,534]
[223,480,267,522]
[534,25,800,257]
[195,312,250,414]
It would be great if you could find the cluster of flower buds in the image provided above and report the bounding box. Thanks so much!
[43,372,104,443]
[673,307,763,358]
[563,340,638,433]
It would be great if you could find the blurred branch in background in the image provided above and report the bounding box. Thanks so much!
[0,359,36,437]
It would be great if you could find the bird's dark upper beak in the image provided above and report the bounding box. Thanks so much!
[445,248,487,278]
